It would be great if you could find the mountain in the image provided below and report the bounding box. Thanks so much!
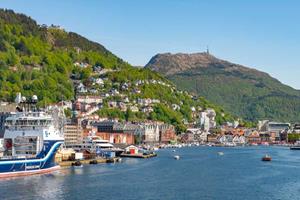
[145,52,300,122]
[0,9,238,132]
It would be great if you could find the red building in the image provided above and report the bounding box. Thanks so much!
[247,131,261,144]
[95,132,135,145]
[93,121,137,145]
[160,124,176,143]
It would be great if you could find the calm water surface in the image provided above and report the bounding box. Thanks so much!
[1,146,300,200]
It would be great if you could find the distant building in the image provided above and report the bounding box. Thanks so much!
[159,124,176,143]
[77,96,103,104]
[64,120,83,146]
[130,106,139,113]
[232,135,246,145]
[138,123,160,144]
[258,120,290,133]
[293,124,300,133]
[93,121,136,145]
[247,131,261,144]
[172,104,180,111]
[76,83,87,93]
[0,103,16,138]
[181,128,208,143]
[199,108,216,131]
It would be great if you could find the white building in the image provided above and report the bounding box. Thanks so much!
[199,108,216,131]
[186,128,209,142]
[258,120,290,133]
[130,106,139,113]
[232,135,246,145]
[172,104,180,111]
[136,123,160,143]
[77,96,103,104]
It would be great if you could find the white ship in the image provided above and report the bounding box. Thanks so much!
[0,94,64,178]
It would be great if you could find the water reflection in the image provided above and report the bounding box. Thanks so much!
[1,146,300,200]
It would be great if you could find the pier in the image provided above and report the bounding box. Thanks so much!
[120,152,157,159]
[59,157,121,167]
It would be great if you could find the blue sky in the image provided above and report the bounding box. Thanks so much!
[1,0,300,89]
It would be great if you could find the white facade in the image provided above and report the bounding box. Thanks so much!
[232,135,246,145]
[136,123,160,143]
[186,128,209,142]
[77,96,103,104]
[199,108,216,131]
[4,112,63,157]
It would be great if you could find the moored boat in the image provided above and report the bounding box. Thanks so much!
[0,94,64,178]
[174,155,180,160]
[290,141,300,150]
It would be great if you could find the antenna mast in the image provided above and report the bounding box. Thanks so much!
[206,45,210,55]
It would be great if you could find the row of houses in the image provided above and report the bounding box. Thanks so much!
[63,120,177,146]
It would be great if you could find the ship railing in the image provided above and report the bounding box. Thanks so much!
[0,155,36,160]
[6,125,51,130]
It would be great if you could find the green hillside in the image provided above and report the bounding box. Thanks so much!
[146,53,300,122]
[0,9,237,132]
[0,9,129,103]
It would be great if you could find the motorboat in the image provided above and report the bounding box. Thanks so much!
[262,154,272,161]
[174,155,180,160]
[290,141,300,150]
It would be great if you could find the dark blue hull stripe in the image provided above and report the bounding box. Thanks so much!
[0,141,63,173]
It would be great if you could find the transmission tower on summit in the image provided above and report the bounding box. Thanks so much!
[206,45,210,55]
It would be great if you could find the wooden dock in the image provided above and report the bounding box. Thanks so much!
[59,157,120,167]
[120,153,157,159]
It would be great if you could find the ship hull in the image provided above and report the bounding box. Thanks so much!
[0,140,63,178]
[0,165,60,178]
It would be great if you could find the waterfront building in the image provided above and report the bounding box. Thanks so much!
[64,120,83,146]
[181,128,208,143]
[180,132,195,143]
[218,135,233,144]
[232,135,246,145]
[160,124,176,143]
[259,132,271,143]
[124,145,139,155]
[207,134,219,143]
[93,121,136,145]
[247,131,261,144]
[137,123,160,144]
[258,120,290,133]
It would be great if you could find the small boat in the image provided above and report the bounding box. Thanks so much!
[106,158,116,163]
[218,152,224,156]
[72,160,82,166]
[89,160,98,165]
[153,147,159,151]
[174,155,180,160]
[290,141,300,150]
[262,154,272,161]
[172,150,176,152]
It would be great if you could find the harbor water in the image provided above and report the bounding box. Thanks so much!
[1,146,300,200]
